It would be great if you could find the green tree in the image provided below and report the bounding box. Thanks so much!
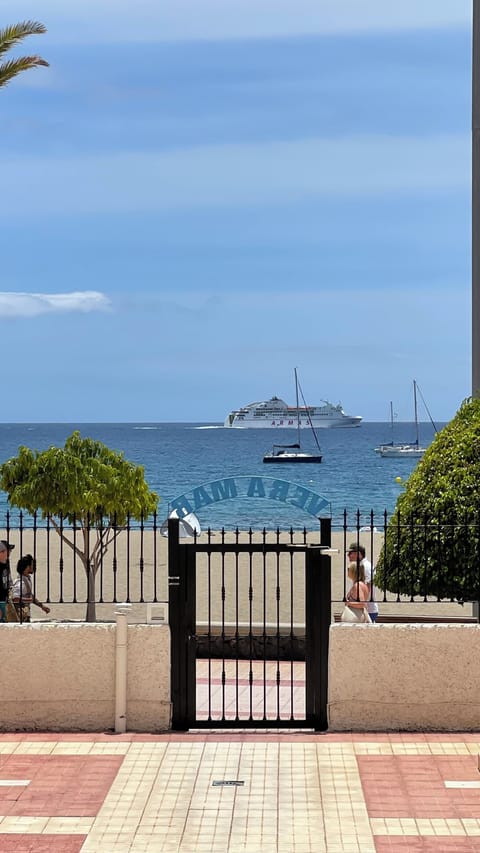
[0,431,159,621]
[0,20,48,88]
[375,398,480,602]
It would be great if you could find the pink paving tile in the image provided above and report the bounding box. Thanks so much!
[196,659,306,721]
[0,836,86,853]
[0,755,123,817]
[374,839,480,852]
[359,755,480,819]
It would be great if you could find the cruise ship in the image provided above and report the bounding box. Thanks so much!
[224,396,362,429]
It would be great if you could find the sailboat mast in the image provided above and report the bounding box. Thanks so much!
[389,401,394,440]
[294,367,300,443]
[297,371,323,454]
[413,380,419,447]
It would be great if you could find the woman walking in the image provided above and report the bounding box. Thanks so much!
[12,554,50,622]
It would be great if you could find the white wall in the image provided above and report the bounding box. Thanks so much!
[329,624,480,731]
[0,623,171,732]
[2,622,480,732]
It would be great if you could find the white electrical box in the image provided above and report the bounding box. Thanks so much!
[146,603,168,624]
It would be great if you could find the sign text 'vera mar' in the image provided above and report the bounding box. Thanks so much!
[169,476,330,520]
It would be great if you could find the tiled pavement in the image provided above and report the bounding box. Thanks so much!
[2,734,480,851]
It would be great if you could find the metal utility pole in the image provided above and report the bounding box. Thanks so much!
[473,0,480,396]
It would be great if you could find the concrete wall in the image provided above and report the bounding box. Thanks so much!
[0,623,171,732]
[329,624,480,731]
[3,622,480,732]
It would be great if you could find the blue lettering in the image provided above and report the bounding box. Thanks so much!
[169,477,330,521]
[169,496,193,519]
[210,478,238,502]
[288,486,310,511]
[247,477,266,498]
[269,480,290,503]
[192,486,214,510]
[306,494,330,516]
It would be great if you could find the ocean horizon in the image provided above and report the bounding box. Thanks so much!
[0,421,443,530]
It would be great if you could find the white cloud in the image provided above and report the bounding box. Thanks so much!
[0,291,111,317]
[2,134,470,218]
[0,0,470,43]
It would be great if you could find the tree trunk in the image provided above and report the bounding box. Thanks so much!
[86,567,96,622]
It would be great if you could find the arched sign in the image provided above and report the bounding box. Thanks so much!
[169,476,330,520]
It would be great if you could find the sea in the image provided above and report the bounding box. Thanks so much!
[0,421,443,531]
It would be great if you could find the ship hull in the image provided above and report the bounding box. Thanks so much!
[263,454,323,463]
[224,394,362,429]
[225,416,361,429]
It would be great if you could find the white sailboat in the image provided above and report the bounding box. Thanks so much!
[374,401,399,455]
[263,369,323,464]
[375,380,427,459]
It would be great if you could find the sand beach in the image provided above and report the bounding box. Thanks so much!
[1,527,470,625]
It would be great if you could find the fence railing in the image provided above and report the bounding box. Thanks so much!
[2,511,167,610]
[1,510,479,621]
[335,509,480,621]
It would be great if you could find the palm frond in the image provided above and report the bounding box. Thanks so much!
[0,55,49,89]
[0,20,47,59]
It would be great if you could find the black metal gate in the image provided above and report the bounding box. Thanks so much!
[168,518,331,730]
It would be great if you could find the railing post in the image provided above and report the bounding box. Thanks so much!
[305,517,331,731]
[319,518,332,729]
[168,518,195,730]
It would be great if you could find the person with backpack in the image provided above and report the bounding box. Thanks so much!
[12,554,50,623]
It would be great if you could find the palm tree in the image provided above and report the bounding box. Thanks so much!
[0,20,48,89]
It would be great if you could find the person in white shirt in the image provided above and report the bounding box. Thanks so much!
[347,542,379,623]
[12,554,50,623]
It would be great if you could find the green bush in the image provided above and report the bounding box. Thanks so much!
[375,398,480,601]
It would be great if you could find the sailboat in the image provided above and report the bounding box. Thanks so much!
[374,401,399,455]
[263,369,323,463]
[375,380,428,459]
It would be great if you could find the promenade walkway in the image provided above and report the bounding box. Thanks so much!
[1,731,480,852]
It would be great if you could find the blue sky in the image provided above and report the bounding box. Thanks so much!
[0,0,472,422]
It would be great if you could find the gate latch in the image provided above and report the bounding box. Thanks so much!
[306,546,340,553]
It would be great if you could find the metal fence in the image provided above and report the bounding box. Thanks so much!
[335,509,480,622]
[2,511,168,620]
[1,510,479,622]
